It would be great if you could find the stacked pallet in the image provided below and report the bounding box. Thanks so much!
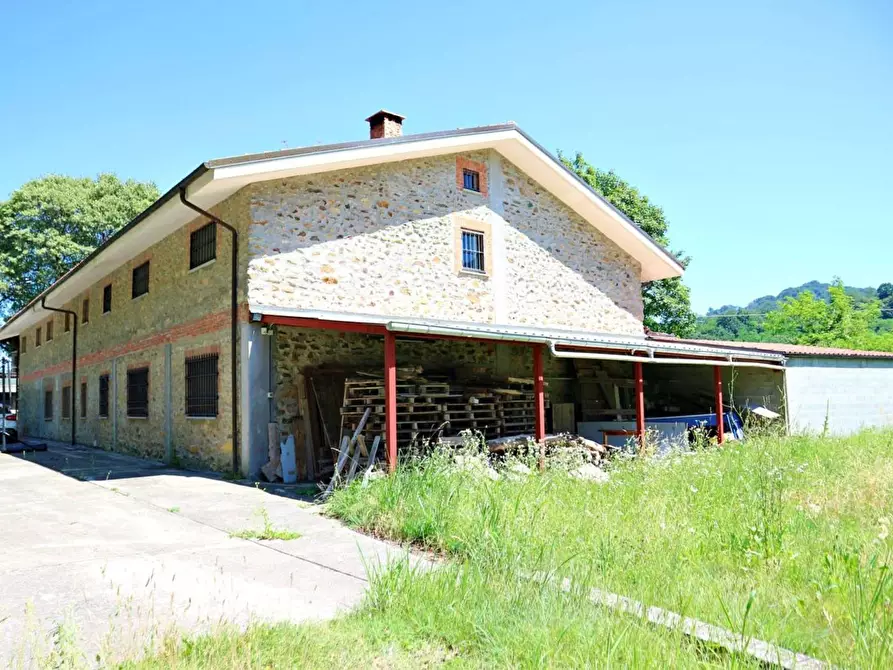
[339,377,548,449]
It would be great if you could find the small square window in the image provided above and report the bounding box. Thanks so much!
[99,374,110,418]
[44,389,53,420]
[82,298,89,324]
[461,230,486,273]
[463,169,480,192]
[80,381,87,419]
[132,261,150,298]
[46,320,53,341]
[61,385,71,420]
[186,353,219,417]
[190,222,217,269]
[127,367,149,418]
[103,284,112,313]
[36,327,42,347]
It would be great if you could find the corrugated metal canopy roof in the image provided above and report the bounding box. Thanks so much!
[648,334,893,360]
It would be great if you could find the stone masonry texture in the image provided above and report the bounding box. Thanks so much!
[244,150,644,334]
[17,147,647,471]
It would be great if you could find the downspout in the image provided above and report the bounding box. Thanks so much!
[40,298,77,445]
[179,189,240,476]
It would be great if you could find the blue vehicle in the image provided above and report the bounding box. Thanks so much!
[647,410,745,442]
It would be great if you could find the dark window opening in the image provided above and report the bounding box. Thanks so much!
[186,354,219,417]
[132,262,150,298]
[21,336,26,354]
[99,375,110,418]
[64,313,70,332]
[126,367,149,417]
[103,284,112,313]
[36,327,42,347]
[82,298,89,324]
[190,222,217,269]
[46,320,53,341]
[461,230,486,273]
[463,169,480,192]
[61,386,71,420]
[80,382,87,419]
[44,389,53,420]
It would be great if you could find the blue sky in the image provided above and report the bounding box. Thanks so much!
[2,0,890,313]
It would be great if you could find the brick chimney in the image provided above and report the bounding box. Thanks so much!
[366,110,405,139]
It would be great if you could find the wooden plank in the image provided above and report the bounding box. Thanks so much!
[552,402,575,433]
[296,373,315,481]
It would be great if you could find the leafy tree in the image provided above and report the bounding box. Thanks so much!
[877,282,893,320]
[560,152,696,336]
[763,279,888,349]
[0,174,158,317]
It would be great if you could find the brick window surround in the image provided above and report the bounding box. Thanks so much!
[456,156,488,196]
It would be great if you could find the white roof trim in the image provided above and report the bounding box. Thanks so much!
[1,125,682,340]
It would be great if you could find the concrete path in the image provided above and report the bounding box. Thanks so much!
[0,442,416,666]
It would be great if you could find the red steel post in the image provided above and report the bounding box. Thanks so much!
[533,344,546,469]
[714,365,725,445]
[634,361,646,450]
[384,331,398,472]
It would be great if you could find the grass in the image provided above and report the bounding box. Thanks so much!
[84,430,893,667]
[229,506,301,541]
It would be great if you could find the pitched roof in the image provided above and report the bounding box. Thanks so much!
[647,333,893,360]
[1,122,684,339]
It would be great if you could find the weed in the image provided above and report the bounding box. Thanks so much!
[230,506,300,541]
[167,506,180,514]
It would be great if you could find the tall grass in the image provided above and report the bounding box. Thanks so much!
[328,430,893,668]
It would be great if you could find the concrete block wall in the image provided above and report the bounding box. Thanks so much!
[785,357,893,435]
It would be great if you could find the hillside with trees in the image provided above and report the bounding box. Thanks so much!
[695,279,893,351]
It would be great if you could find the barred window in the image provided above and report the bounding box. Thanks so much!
[98,374,110,418]
[190,222,217,269]
[36,327,42,347]
[462,169,480,192]
[44,389,53,420]
[127,367,149,418]
[80,381,87,419]
[46,320,53,341]
[61,386,71,419]
[461,230,486,273]
[103,284,112,313]
[186,354,219,417]
[132,261,149,299]
[82,298,89,324]
[64,313,70,332]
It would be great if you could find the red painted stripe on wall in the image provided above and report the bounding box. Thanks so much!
[20,305,249,383]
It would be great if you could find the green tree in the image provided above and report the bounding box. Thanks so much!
[0,174,158,317]
[763,279,887,349]
[560,152,696,336]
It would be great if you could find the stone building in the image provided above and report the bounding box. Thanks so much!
[1,111,795,476]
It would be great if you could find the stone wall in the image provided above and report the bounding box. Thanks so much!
[16,198,245,472]
[245,150,644,335]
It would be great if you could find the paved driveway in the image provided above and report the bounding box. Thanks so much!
[0,442,413,665]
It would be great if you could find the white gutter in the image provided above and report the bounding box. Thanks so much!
[385,321,785,369]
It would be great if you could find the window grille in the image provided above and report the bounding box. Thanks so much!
[461,230,486,273]
[80,382,87,418]
[186,354,219,417]
[99,374,110,418]
[44,389,53,420]
[103,284,112,313]
[190,223,217,269]
[463,169,480,192]
[127,367,149,417]
[132,262,150,298]
[46,320,53,341]
[61,386,71,419]
[82,298,89,324]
